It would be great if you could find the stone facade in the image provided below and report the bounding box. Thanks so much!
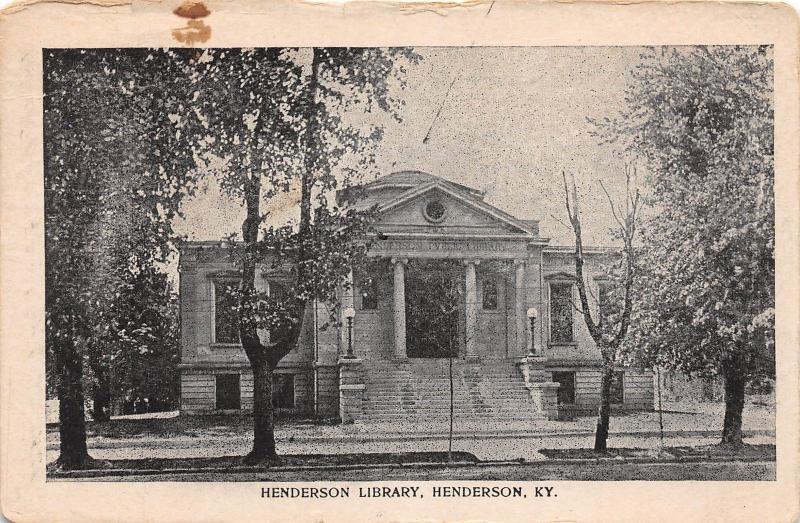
[178,170,654,421]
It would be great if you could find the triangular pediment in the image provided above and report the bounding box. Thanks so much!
[374,182,536,238]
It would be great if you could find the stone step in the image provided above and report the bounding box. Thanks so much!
[354,360,543,422]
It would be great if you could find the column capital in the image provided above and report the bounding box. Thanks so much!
[462,259,481,267]
[514,258,527,267]
[391,257,408,266]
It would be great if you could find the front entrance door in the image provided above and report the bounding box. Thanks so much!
[405,259,462,358]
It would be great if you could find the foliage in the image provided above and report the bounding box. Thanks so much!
[89,268,180,414]
[46,49,196,372]
[188,47,422,346]
[597,46,775,384]
[187,47,419,460]
[44,48,199,464]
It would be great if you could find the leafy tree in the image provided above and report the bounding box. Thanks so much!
[92,267,180,416]
[191,48,419,463]
[45,49,198,469]
[599,46,775,446]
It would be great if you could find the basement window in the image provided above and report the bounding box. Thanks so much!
[215,374,241,410]
[552,371,576,405]
[272,374,295,409]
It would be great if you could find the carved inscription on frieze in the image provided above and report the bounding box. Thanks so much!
[372,239,526,257]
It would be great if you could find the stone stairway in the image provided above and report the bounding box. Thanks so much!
[359,359,546,422]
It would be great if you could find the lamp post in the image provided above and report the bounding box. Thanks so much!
[344,306,356,359]
[526,307,538,357]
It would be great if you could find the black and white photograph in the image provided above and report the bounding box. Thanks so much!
[40,43,778,483]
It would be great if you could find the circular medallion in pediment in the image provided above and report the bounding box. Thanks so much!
[423,199,446,223]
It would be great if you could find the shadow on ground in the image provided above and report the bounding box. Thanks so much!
[539,444,776,462]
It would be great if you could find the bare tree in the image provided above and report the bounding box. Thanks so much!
[561,166,640,452]
[404,259,464,460]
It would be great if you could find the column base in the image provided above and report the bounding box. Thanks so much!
[338,358,365,423]
[529,382,560,420]
[465,355,481,363]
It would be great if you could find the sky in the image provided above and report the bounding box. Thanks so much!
[174,46,646,247]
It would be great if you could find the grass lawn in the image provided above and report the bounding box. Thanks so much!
[539,444,776,461]
[47,413,337,439]
[47,451,479,476]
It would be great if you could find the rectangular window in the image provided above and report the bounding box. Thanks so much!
[272,374,295,409]
[552,371,576,405]
[598,282,613,323]
[269,281,286,302]
[482,277,498,310]
[610,371,624,404]
[550,283,574,343]
[215,374,241,410]
[214,281,239,344]
[359,276,378,310]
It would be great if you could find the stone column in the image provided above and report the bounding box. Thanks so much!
[514,259,527,357]
[464,260,479,361]
[391,258,407,359]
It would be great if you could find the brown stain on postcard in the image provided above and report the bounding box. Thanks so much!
[174,1,210,19]
[172,1,211,45]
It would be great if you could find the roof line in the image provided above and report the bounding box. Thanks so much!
[376,181,536,237]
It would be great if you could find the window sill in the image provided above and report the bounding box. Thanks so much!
[549,342,578,347]
[211,343,242,349]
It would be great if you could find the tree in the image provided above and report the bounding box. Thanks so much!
[598,46,775,446]
[404,259,463,460]
[45,49,199,469]
[95,267,180,416]
[191,48,419,463]
[560,167,640,452]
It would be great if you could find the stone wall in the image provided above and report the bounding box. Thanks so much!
[549,367,654,414]
[179,368,314,415]
[314,365,339,417]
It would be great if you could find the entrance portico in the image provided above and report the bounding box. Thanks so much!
[369,252,532,362]
[333,171,563,422]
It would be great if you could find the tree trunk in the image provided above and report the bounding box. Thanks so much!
[447,336,454,462]
[593,365,613,452]
[246,357,278,463]
[55,337,92,469]
[721,365,746,446]
[91,362,111,422]
[240,173,283,464]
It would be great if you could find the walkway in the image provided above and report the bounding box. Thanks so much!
[46,402,775,464]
